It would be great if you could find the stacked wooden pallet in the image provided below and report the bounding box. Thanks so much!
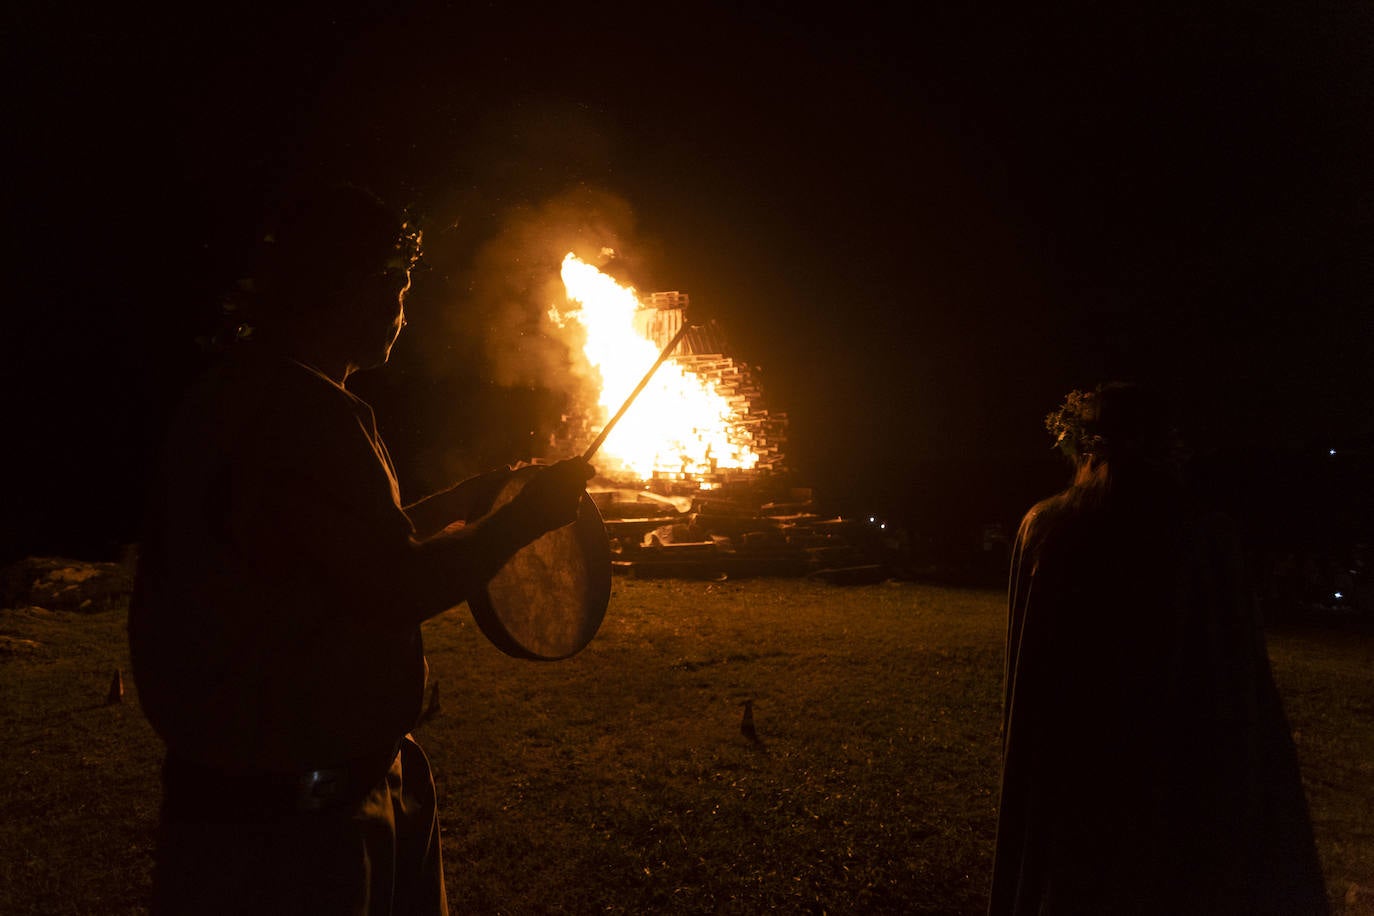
[551,292,788,487]
[643,301,789,480]
[596,481,889,582]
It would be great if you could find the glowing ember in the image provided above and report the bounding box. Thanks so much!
[551,253,759,483]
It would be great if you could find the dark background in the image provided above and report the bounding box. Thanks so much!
[5,2,1372,564]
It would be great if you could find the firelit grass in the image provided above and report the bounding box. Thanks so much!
[0,579,1369,914]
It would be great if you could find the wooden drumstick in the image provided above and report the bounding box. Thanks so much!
[582,322,695,461]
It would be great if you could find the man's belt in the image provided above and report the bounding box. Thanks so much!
[160,745,400,820]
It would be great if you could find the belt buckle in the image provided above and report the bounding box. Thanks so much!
[296,767,347,812]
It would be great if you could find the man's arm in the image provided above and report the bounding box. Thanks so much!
[401,457,597,622]
[231,457,595,629]
[404,466,513,539]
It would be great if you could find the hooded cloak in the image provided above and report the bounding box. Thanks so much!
[989,480,1327,915]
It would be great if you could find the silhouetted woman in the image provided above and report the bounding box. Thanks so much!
[990,383,1327,915]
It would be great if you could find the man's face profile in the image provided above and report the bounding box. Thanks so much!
[355,256,411,370]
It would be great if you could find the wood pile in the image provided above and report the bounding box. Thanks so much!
[548,293,788,488]
[639,298,788,478]
[590,480,891,583]
[559,290,886,579]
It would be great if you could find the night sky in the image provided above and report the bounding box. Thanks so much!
[6,3,1372,561]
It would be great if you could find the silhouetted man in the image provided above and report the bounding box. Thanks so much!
[131,185,592,915]
[990,383,1327,915]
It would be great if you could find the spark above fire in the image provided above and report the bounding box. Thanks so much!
[550,253,764,487]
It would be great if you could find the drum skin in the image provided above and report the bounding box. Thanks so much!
[467,465,611,660]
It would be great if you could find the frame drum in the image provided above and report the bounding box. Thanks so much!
[467,465,611,660]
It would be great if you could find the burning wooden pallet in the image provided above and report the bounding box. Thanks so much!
[549,288,788,487]
[550,269,878,578]
[591,482,890,582]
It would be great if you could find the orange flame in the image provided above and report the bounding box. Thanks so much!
[552,253,758,484]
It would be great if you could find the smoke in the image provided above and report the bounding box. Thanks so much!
[443,185,657,393]
[391,184,665,489]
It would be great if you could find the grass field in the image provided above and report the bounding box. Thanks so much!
[1,577,1371,914]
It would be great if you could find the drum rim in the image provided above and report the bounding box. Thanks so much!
[466,466,611,661]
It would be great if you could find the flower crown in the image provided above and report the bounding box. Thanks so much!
[395,215,425,273]
[1045,384,1190,470]
[1045,389,1101,460]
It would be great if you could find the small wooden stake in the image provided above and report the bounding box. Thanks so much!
[583,322,694,461]
[106,669,124,705]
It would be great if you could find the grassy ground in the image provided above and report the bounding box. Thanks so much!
[1,578,1370,914]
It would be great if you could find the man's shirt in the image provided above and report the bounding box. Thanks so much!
[131,349,426,771]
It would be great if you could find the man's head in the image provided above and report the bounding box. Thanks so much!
[247,185,422,375]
